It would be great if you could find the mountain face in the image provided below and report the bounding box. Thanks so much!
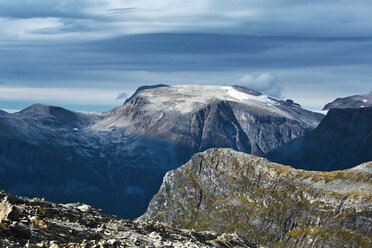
[323,92,372,110]
[0,85,323,219]
[0,191,257,248]
[141,148,372,248]
[0,109,7,114]
[267,107,372,171]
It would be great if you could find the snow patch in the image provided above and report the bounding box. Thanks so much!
[224,86,277,105]
[2,109,20,113]
[362,99,368,103]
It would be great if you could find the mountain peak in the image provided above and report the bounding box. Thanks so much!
[323,92,372,110]
[18,104,82,127]
[124,85,280,115]
[124,84,169,104]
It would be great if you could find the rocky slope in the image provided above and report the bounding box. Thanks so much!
[141,148,372,248]
[0,191,257,248]
[267,107,372,171]
[323,92,372,110]
[0,85,323,219]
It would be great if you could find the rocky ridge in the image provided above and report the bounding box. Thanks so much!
[141,148,372,247]
[323,91,372,110]
[0,190,257,248]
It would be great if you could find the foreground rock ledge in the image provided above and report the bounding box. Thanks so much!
[141,148,372,248]
[0,191,257,248]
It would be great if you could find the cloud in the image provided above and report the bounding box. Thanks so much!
[1,0,372,41]
[116,92,128,100]
[0,0,372,112]
[235,72,282,98]
[0,87,124,106]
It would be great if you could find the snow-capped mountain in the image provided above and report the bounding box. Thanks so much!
[0,85,323,218]
[323,91,372,110]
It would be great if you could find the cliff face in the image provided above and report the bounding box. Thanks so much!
[141,148,372,247]
[267,107,372,171]
[0,191,257,248]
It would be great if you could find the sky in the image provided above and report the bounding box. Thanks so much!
[0,0,371,112]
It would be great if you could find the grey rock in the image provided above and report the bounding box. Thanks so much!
[0,190,257,248]
[323,92,372,110]
[267,107,372,170]
[141,148,372,247]
[9,224,31,239]
[0,198,20,221]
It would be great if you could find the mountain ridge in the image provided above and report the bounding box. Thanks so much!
[323,91,372,110]
[141,148,372,247]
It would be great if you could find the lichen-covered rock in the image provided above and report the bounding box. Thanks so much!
[0,190,257,248]
[140,148,372,247]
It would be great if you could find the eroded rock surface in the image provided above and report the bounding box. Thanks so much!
[141,148,372,247]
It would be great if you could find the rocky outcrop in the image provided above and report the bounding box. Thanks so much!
[141,148,372,247]
[0,85,323,219]
[323,92,372,110]
[267,107,372,171]
[0,191,256,248]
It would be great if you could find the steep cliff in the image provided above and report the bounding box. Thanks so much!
[267,107,372,171]
[141,148,372,247]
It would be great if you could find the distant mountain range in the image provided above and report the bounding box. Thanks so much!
[0,85,323,219]
[1,86,372,247]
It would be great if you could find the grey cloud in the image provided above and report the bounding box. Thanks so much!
[1,0,372,111]
[116,92,128,100]
[235,72,282,98]
[1,33,371,86]
[0,1,91,19]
